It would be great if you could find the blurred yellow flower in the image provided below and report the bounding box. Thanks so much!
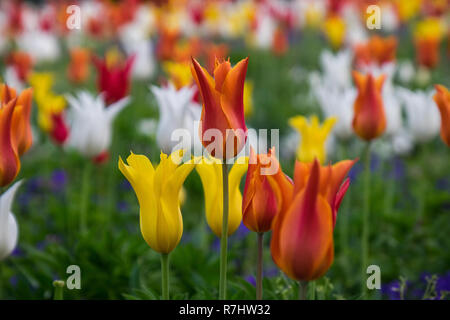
[323,15,346,50]
[28,73,66,132]
[414,17,445,41]
[118,150,196,254]
[163,61,192,89]
[396,0,422,22]
[196,156,249,237]
[289,115,337,164]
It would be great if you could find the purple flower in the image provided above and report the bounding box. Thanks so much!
[245,275,256,287]
[51,169,68,191]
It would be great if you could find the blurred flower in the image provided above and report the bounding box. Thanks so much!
[433,85,450,147]
[395,0,422,22]
[93,52,135,104]
[150,83,201,154]
[66,91,130,158]
[354,35,397,68]
[323,14,346,50]
[242,147,280,233]
[118,150,196,254]
[289,115,336,164]
[268,158,356,281]
[0,180,22,261]
[397,87,440,144]
[319,49,353,90]
[196,156,249,237]
[67,48,90,84]
[191,57,249,160]
[272,26,289,56]
[352,71,386,141]
[414,18,445,69]
[6,51,33,82]
[3,67,25,92]
[163,61,192,89]
[17,30,60,63]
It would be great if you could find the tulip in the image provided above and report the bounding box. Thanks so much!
[318,49,353,90]
[242,147,280,299]
[68,48,90,84]
[191,57,249,160]
[66,91,130,159]
[289,115,337,164]
[6,51,33,82]
[150,83,201,155]
[323,14,346,50]
[352,71,386,141]
[0,97,20,187]
[269,158,356,286]
[0,180,22,261]
[397,88,441,144]
[119,150,196,299]
[354,35,397,68]
[92,53,135,104]
[163,61,193,90]
[196,156,249,238]
[414,18,445,69]
[433,85,450,147]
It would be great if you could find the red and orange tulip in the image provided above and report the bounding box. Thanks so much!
[93,53,135,104]
[433,85,450,147]
[0,84,33,187]
[242,147,280,233]
[191,57,249,160]
[414,18,445,69]
[268,158,356,281]
[352,71,386,141]
[354,35,397,67]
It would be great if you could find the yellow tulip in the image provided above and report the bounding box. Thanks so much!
[289,115,337,164]
[323,15,346,50]
[196,156,249,237]
[118,150,196,254]
[163,61,192,89]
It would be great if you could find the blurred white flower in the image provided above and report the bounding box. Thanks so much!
[319,49,353,89]
[137,118,158,138]
[125,40,155,80]
[17,30,60,63]
[381,3,399,32]
[397,87,441,143]
[3,67,25,92]
[0,180,22,261]
[397,60,416,84]
[391,129,414,156]
[252,10,276,49]
[66,91,130,158]
[150,83,202,154]
[313,85,356,140]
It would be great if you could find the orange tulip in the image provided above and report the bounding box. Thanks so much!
[415,37,440,69]
[0,98,20,187]
[191,57,249,160]
[1,84,33,156]
[68,48,90,84]
[268,158,356,281]
[354,35,397,67]
[242,147,280,233]
[433,85,450,147]
[7,51,33,82]
[352,71,387,141]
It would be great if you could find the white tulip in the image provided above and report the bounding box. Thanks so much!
[17,30,60,63]
[66,91,130,158]
[150,83,202,155]
[397,87,441,143]
[0,181,22,261]
[319,49,353,90]
[3,67,25,92]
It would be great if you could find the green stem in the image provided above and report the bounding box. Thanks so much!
[53,280,65,300]
[219,162,229,300]
[79,162,92,235]
[299,281,308,300]
[310,281,316,300]
[361,142,371,299]
[256,233,263,300]
[161,253,169,300]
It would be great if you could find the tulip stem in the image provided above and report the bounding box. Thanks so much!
[299,281,308,300]
[219,162,230,300]
[361,142,371,299]
[79,162,92,235]
[161,253,169,300]
[53,280,65,300]
[256,232,264,300]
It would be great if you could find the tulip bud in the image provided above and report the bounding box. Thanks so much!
[242,147,280,233]
[352,71,386,141]
[433,85,450,147]
[191,57,249,160]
